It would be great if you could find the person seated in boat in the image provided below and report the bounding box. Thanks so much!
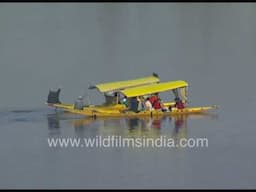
[144,97,153,111]
[129,97,139,113]
[153,98,167,112]
[74,96,84,110]
[137,96,145,111]
[121,96,129,107]
[174,97,185,109]
[149,93,159,105]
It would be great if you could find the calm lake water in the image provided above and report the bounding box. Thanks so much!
[0,106,255,189]
[0,3,256,189]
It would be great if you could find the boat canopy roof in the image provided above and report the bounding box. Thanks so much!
[88,73,160,93]
[120,80,188,98]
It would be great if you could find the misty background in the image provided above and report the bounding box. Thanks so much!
[0,3,255,111]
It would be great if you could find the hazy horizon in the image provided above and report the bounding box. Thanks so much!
[0,3,255,110]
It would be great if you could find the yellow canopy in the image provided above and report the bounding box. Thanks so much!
[89,73,160,93]
[120,80,188,98]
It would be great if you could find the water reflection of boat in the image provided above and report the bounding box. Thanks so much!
[172,115,187,143]
[171,113,218,146]
[72,114,217,138]
[47,112,218,141]
[47,113,61,135]
[72,118,96,128]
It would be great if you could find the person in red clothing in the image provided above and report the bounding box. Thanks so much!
[149,93,159,106]
[153,98,167,112]
[153,98,162,110]
[174,97,185,109]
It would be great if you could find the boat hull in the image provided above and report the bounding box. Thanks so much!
[48,103,218,118]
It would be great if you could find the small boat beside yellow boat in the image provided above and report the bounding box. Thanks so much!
[46,74,218,118]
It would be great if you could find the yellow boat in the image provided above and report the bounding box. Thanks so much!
[46,76,218,117]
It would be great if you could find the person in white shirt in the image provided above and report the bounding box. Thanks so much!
[144,97,153,111]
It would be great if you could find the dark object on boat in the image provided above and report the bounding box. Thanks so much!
[152,72,159,78]
[47,88,61,104]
